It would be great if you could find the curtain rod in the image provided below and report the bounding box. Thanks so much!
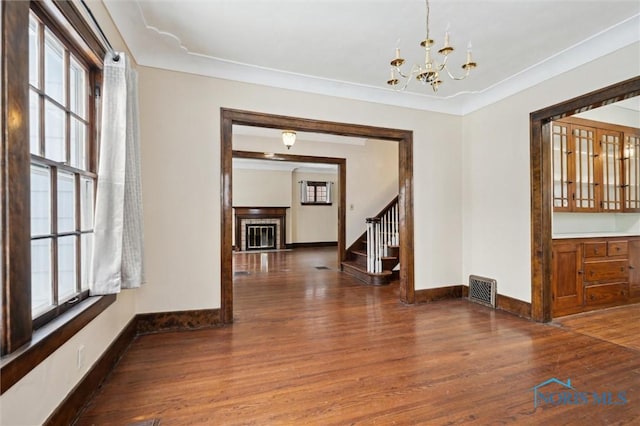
[79,0,120,61]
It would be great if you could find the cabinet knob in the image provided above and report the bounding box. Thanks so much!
[578,270,583,275]
[630,266,636,270]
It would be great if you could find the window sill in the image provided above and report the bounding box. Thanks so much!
[0,294,116,395]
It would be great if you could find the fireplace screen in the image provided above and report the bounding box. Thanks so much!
[246,224,277,251]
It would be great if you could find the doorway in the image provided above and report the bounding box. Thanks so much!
[529,76,640,322]
[221,108,415,323]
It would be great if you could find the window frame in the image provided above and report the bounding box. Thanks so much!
[28,7,98,328]
[1,0,110,385]
[301,180,333,205]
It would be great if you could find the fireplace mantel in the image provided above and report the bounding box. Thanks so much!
[233,207,289,251]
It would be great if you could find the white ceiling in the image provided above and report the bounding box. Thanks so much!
[100,0,640,115]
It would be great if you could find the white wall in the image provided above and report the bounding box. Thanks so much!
[462,42,640,302]
[135,65,462,315]
[291,171,339,243]
[231,167,341,245]
[233,168,292,207]
[553,213,640,236]
[0,291,136,425]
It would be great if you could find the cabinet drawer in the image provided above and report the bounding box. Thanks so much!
[583,260,628,282]
[583,242,606,258]
[585,283,628,306]
[607,241,628,256]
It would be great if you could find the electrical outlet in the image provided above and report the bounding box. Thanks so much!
[77,345,85,370]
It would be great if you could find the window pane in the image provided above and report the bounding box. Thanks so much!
[57,170,76,233]
[44,29,65,104]
[29,14,40,88]
[81,233,93,291]
[80,177,94,231]
[30,90,41,155]
[30,164,51,236]
[70,118,87,169]
[58,235,77,300]
[31,238,52,316]
[70,56,86,118]
[45,100,65,162]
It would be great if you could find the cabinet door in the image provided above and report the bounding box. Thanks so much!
[552,122,571,212]
[573,125,599,212]
[623,132,640,212]
[552,241,583,316]
[629,238,640,299]
[600,130,622,212]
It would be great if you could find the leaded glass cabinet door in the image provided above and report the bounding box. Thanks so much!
[600,129,622,212]
[623,131,640,212]
[552,121,571,211]
[573,125,599,212]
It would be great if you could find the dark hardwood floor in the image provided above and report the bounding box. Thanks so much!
[76,248,640,425]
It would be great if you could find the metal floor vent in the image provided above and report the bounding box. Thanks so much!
[315,266,330,270]
[469,275,497,308]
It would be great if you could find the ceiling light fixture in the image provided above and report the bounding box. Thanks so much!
[282,130,296,149]
[387,0,477,93]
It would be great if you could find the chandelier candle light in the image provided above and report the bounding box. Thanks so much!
[387,0,477,92]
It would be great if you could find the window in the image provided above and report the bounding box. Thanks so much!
[1,0,106,359]
[28,10,97,326]
[301,181,332,205]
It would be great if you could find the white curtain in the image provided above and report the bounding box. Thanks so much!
[90,52,144,295]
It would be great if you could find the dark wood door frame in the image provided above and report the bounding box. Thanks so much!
[529,76,640,322]
[232,150,346,254]
[221,108,415,324]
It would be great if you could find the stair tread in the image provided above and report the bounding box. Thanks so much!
[341,261,392,276]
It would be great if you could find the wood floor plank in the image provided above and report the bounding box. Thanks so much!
[553,304,640,351]
[75,248,640,425]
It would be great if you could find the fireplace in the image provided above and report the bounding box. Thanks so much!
[233,207,289,251]
[245,224,277,250]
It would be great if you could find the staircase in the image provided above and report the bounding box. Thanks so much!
[341,196,400,285]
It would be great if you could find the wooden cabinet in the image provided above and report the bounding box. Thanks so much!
[552,236,638,317]
[629,237,640,299]
[623,131,640,212]
[552,241,582,316]
[582,239,628,306]
[552,117,639,213]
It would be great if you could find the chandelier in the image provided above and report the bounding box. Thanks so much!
[386,0,477,92]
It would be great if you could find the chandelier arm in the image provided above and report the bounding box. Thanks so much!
[390,64,424,91]
[440,64,472,81]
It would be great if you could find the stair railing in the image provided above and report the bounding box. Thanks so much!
[364,197,399,273]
